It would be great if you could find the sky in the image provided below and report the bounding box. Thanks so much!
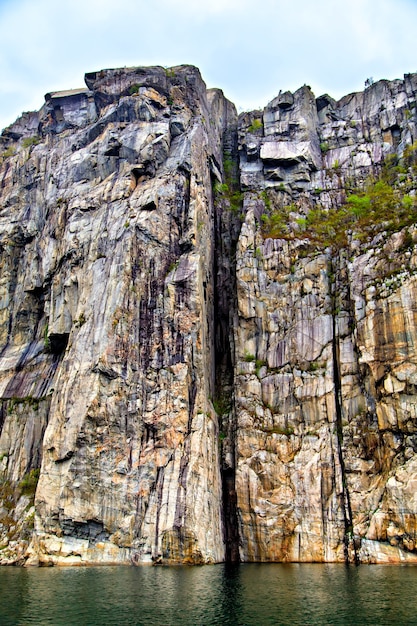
[1,0,417,131]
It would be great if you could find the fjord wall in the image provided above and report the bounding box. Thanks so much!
[0,66,417,564]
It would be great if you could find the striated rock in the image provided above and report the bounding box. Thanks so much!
[0,65,236,565]
[234,72,417,563]
[1,66,417,565]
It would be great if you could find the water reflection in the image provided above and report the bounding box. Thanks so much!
[1,563,417,625]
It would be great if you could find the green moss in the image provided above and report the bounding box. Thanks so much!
[214,180,243,214]
[223,156,235,181]
[213,152,243,215]
[164,67,176,78]
[44,323,51,352]
[261,425,294,436]
[7,396,40,414]
[22,135,41,149]
[255,247,263,261]
[19,469,40,497]
[403,141,417,174]
[74,312,86,328]
[248,118,263,133]
[129,84,140,95]
[308,361,321,371]
[1,145,16,160]
[167,260,179,274]
[0,480,15,512]
[255,359,267,377]
[260,190,272,211]
[212,396,231,416]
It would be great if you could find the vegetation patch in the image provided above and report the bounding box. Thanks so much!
[261,425,294,436]
[0,145,16,161]
[255,359,267,377]
[167,259,179,274]
[22,135,41,149]
[164,67,176,79]
[248,118,263,133]
[213,152,243,215]
[44,323,51,352]
[260,147,417,251]
[129,84,140,95]
[212,395,231,417]
[74,312,86,328]
[7,396,40,413]
[19,469,40,497]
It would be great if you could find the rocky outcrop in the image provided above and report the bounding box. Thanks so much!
[235,75,417,563]
[0,66,236,565]
[1,67,417,565]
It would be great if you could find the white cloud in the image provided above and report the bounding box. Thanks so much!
[0,0,416,129]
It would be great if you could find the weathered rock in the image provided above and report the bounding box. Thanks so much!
[1,66,417,565]
[234,72,417,563]
[0,65,236,565]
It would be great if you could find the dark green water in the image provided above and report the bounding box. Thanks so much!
[1,563,417,625]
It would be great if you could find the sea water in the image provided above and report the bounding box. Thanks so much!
[1,562,417,625]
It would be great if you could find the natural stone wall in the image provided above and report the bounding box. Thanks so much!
[1,66,417,564]
[235,74,417,563]
[0,66,236,564]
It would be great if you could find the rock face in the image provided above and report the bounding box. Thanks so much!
[1,67,417,564]
[235,75,417,563]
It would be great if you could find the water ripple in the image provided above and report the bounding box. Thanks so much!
[1,562,417,625]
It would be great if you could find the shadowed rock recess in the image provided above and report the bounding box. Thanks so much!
[1,66,417,565]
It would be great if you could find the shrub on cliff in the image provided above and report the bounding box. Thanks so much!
[261,149,417,249]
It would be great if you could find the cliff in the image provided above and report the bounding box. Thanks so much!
[0,66,417,565]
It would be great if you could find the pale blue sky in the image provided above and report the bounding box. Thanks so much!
[1,0,417,131]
